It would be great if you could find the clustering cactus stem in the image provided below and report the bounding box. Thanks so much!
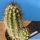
[4,4,29,40]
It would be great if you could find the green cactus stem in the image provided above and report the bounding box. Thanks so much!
[4,4,29,40]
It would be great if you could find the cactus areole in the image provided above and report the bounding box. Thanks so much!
[4,4,29,40]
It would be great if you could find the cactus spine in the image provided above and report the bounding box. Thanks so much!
[4,4,29,40]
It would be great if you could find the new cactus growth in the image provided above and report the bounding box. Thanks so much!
[4,4,29,40]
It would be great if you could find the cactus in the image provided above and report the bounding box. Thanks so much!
[4,4,29,40]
